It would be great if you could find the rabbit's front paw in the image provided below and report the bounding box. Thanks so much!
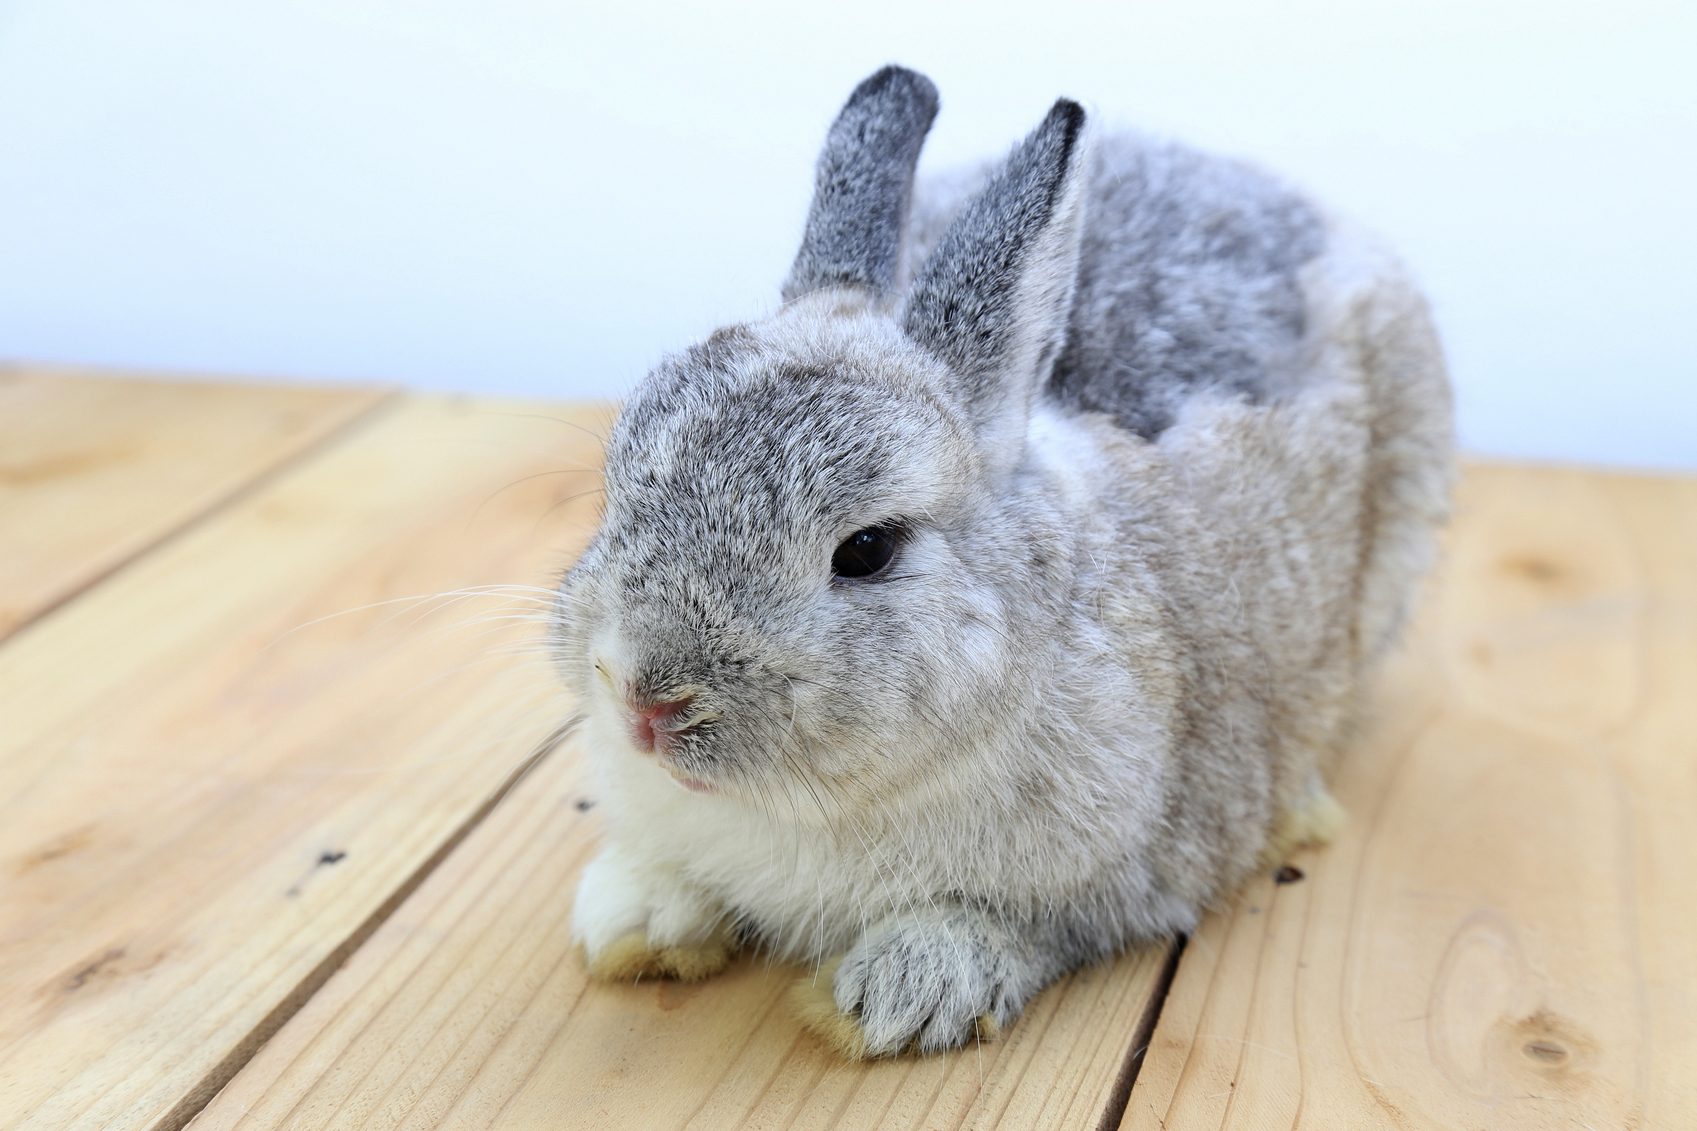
[793,910,1030,1057]
[572,843,734,983]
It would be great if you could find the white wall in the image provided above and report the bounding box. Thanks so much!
[1,0,1692,468]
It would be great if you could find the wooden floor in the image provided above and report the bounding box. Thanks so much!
[3,366,1692,1130]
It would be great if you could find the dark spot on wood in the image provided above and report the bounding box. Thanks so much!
[574,798,596,812]
[1275,864,1305,884]
[1509,1009,1593,1074]
[65,948,125,991]
[1503,555,1562,583]
[1523,1039,1569,1064]
[287,850,348,895]
[13,825,96,875]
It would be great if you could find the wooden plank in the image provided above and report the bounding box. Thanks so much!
[0,364,394,641]
[0,395,615,1131]
[1121,464,1697,1129]
[1602,473,1697,1126]
[189,717,1175,1131]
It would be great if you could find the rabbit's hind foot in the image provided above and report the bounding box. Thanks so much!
[586,925,735,983]
[1257,776,1346,871]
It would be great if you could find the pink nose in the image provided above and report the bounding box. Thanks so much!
[628,694,695,753]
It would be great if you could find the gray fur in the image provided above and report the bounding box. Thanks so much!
[1054,135,1326,437]
[834,903,1047,1055]
[781,66,939,302]
[557,66,1453,1056]
[909,134,1328,439]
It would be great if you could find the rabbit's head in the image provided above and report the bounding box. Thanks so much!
[555,68,1091,820]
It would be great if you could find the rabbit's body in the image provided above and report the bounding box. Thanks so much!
[558,68,1451,1057]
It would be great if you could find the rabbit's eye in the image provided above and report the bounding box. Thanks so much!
[832,526,898,579]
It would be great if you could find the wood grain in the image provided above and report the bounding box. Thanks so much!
[189,723,1174,1131]
[1121,464,1697,1130]
[0,364,393,641]
[12,377,1690,1131]
[0,394,615,1131]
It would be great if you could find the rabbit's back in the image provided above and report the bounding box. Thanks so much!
[909,132,1326,438]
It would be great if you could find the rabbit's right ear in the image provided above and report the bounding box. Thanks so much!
[781,67,939,303]
[901,100,1087,471]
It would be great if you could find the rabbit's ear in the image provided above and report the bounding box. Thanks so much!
[781,67,939,303]
[902,100,1087,465]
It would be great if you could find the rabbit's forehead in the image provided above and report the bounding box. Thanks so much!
[594,374,958,612]
[605,360,969,527]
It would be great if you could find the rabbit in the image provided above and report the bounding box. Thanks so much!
[553,65,1452,1058]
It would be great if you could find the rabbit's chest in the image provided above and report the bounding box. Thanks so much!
[677,805,970,956]
[661,783,1133,958]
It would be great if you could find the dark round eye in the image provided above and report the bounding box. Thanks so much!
[831,525,899,579]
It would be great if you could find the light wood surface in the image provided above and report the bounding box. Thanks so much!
[1121,465,1697,1130]
[0,390,611,1131]
[4,373,1693,1131]
[0,364,393,641]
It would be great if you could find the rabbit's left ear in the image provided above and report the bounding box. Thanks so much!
[782,67,939,302]
[902,100,1087,468]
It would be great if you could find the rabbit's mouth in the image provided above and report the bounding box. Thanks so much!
[666,771,714,794]
[619,685,716,751]
[622,691,731,794]
[654,743,721,795]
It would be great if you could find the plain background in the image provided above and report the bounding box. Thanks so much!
[1,0,1692,469]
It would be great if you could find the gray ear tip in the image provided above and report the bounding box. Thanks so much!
[848,65,940,123]
[1042,99,1087,147]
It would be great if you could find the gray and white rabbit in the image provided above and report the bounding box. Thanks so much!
[554,66,1451,1057]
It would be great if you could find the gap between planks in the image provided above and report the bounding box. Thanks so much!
[1095,936,1185,1131]
[156,719,580,1131]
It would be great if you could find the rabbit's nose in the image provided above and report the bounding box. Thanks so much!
[627,693,697,753]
